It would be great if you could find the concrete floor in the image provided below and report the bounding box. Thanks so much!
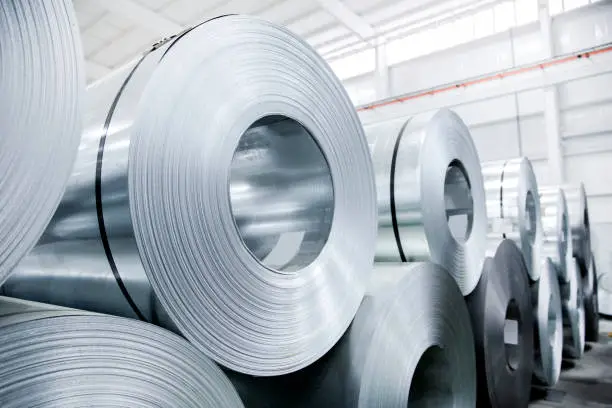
[530,318,612,407]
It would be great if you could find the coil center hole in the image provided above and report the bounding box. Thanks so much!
[229,115,334,272]
[504,299,521,371]
[408,345,453,408]
[547,293,559,348]
[524,191,537,245]
[444,160,474,243]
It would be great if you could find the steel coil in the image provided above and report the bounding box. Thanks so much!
[0,297,244,407]
[583,254,599,341]
[0,0,83,283]
[539,187,570,282]
[269,262,476,407]
[597,267,612,318]
[482,158,542,281]
[366,109,486,295]
[1,15,377,376]
[532,256,563,386]
[561,258,586,358]
[466,239,533,408]
[563,183,591,269]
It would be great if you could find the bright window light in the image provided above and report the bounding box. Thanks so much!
[564,0,589,10]
[474,8,495,38]
[453,15,475,45]
[515,0,538,25]
[494,2,516,32]
[549,0,563,15]
[328,48,375,80]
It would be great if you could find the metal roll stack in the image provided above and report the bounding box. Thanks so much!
[539,187,571,281]
[583,255,599,342]
[598,267,612,318]
[482,158,542,281]
[532,257,563,386]
[366,109,487,295]
[561,258,586,359]
[564,183,591,270]
[466,240,533,408]
[0,297,244,407]
[2,15,377,376]
[305,263,477,407]
[0,0,83,283]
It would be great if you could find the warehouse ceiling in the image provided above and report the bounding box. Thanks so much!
[74,0,480,83]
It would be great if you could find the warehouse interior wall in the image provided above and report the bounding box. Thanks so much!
[338,1,612,277]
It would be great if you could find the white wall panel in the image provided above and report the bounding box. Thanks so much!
[470,121,521,161]
[565,152,612,196]
[519,114,547,157]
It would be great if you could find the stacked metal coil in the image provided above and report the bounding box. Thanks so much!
[531,256,563,386]
[0,297,244,407]
[466,239,533,408]
[482,158,542,281]
[583,254,599,341]
[563,183,591,270]
[561,258,586,358]
[2,15,377,376]
[365,109,487,295]
[539,187,570,281]
[597,264,612,318]
[0,0,83,284]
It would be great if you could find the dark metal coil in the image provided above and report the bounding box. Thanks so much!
[466,239,534,408]
[582,254,599,342]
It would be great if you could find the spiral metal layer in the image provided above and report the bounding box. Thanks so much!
[532,256,563,386]
[482,158,542,281]
[563,183,591,270]
[466,239,533,408]
[0,297,244,407]
[560,258,586,358]
[0,0,83,283]
[366,109,486,295]
[3,15,377,376]
[539,187,571,282]
[583,254,599,342]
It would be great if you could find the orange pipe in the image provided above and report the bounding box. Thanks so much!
[358,44,612,112]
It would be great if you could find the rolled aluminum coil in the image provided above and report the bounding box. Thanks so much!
[1,15,377,376]
[598,271,612,318]
[583,254,599,341]
[563,183,591,269]
[466,239,533,408]
[482,158,542,281]
[0,0,83,283]
[0,297,244,407]
[560,258,586,358]
[238,262,475,407]
[366,109,486,295]
[532,256,563,386]
[539,187,571,282]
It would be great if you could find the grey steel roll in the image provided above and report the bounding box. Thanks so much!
[366,109,487,295]
[0,297,244,407]
[483,158,542,281]
[539,187,571,282]
[598,271,612,317]
[0,0,83,284]
[583,254,599,341]
[563,183,591,270]
[532,256,563,386]
[1,15,377,376]
[305,262,476,407]
[466,239,533,408]
[560,258,586,358]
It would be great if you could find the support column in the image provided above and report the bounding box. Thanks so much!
[539,0,564,184]
[374,37,390,100]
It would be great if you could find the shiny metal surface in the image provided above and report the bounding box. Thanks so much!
[483,158,543,281]
[561,257,586,358]
[3,15,377,376]
[539,187,571,282]
[532,256,563,386]
[365,109,487,295]
[466,240,533,408]
[583,254,599,341]
[597,269,612,317]
[235,262,476,407]
[0,0,83,284]
[0,297,244,407]
[563,183,592,270]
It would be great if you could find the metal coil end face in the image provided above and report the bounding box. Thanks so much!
[127,15,377,375]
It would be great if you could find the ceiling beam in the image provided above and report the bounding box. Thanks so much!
[316,0,376,42]
[92,0,183,38]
